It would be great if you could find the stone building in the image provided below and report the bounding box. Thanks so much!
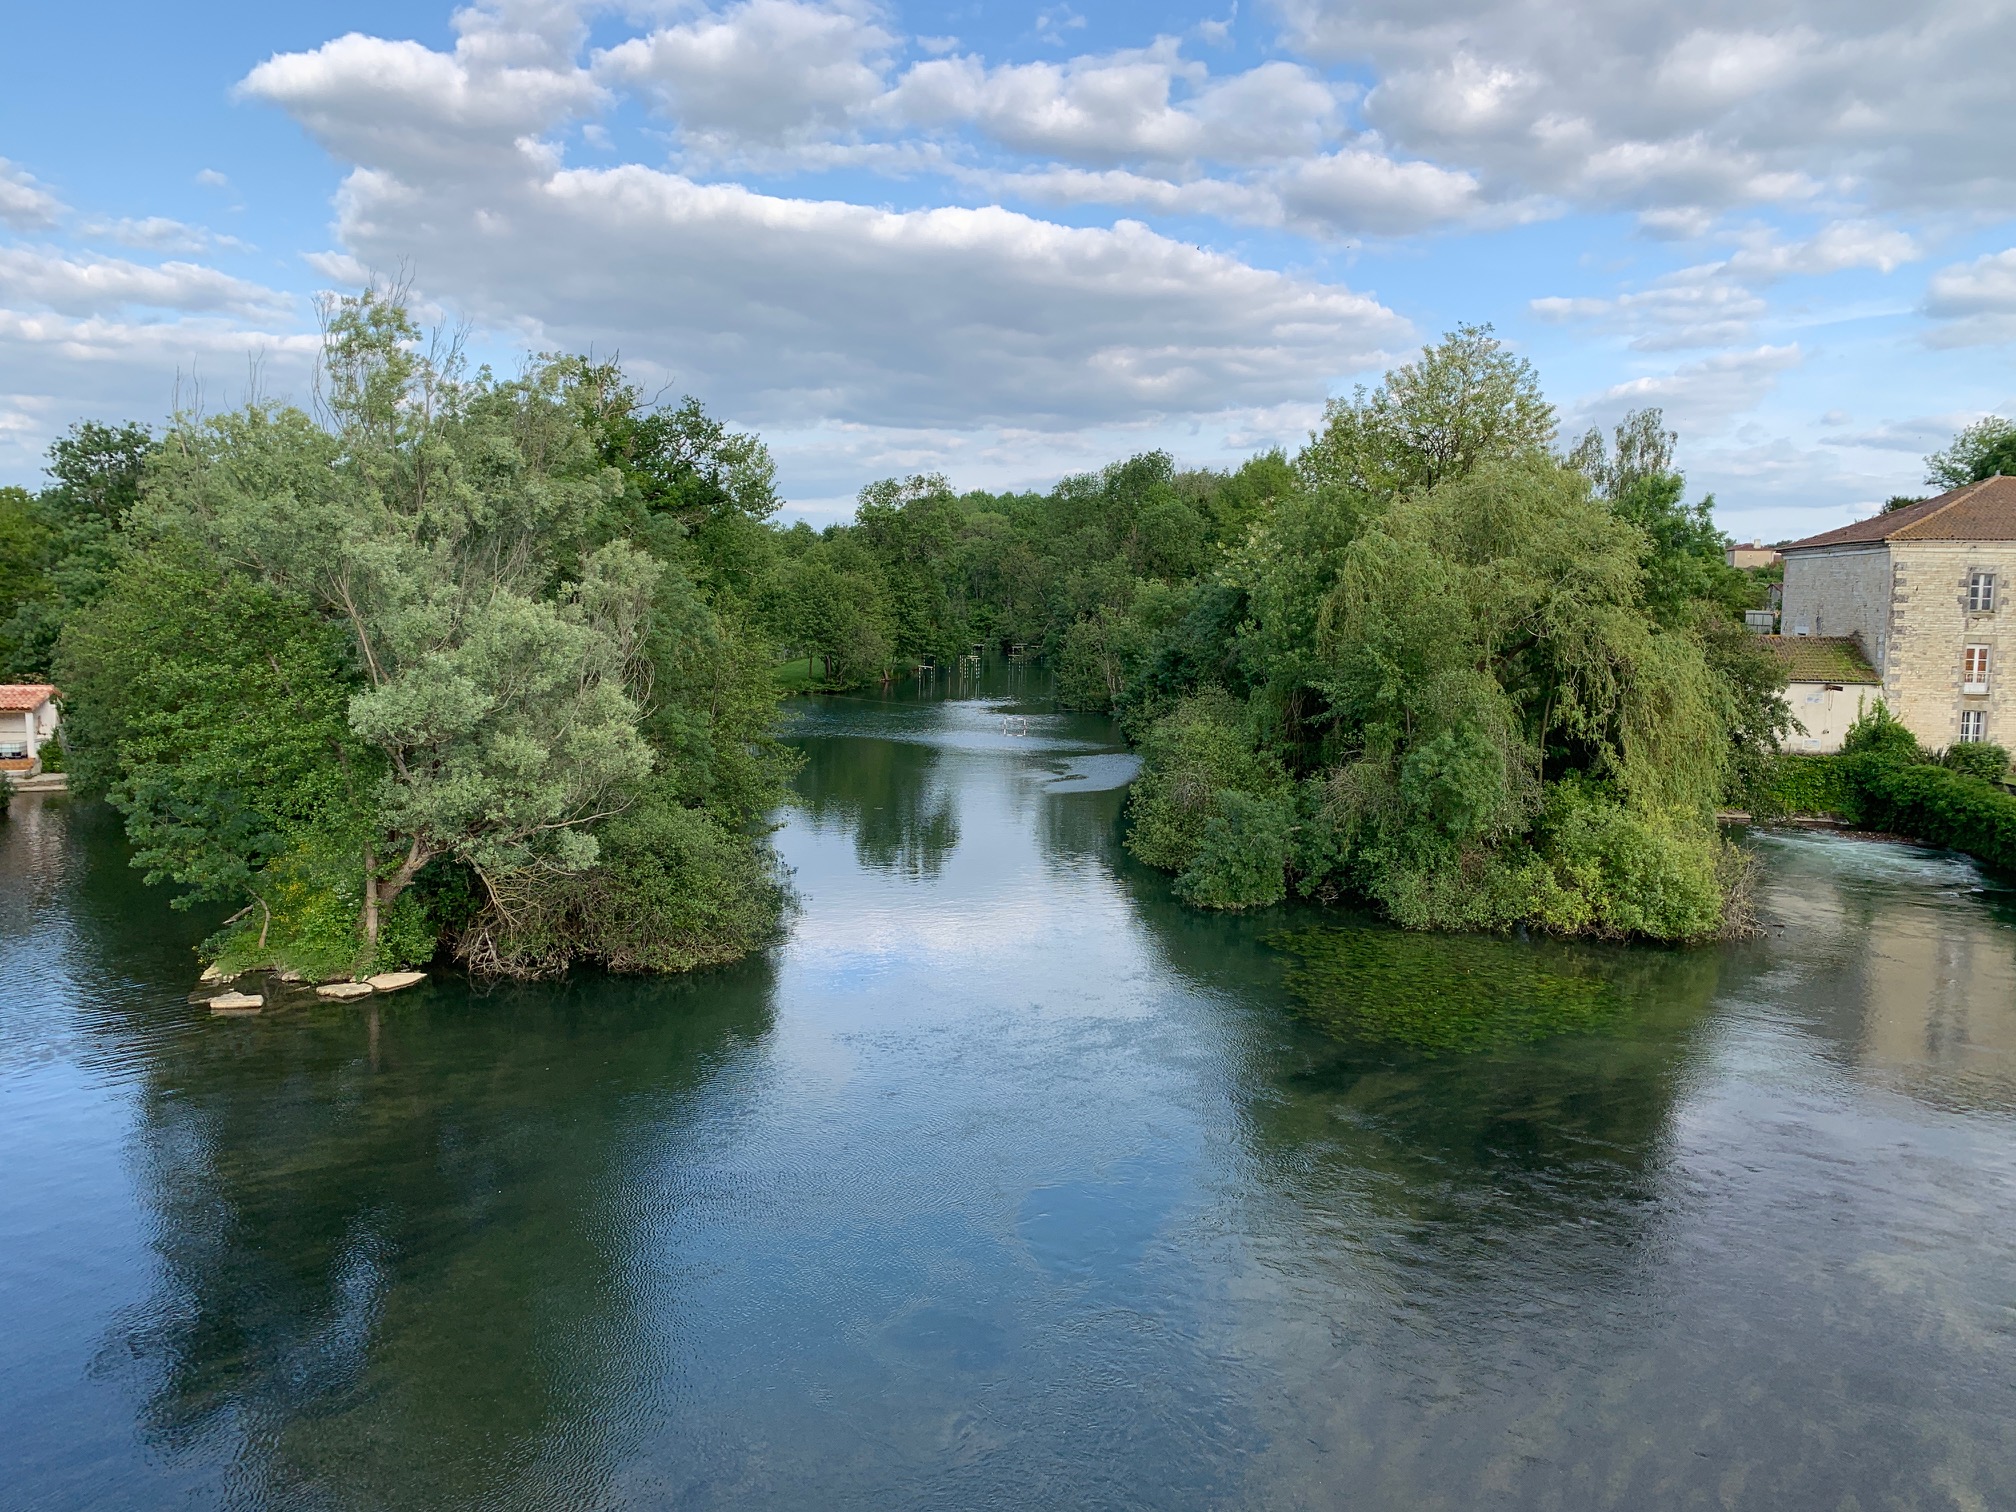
[1779,475,2016,749]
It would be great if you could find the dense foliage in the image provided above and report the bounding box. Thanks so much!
[5,308,1789,965]
[28,291,793,980]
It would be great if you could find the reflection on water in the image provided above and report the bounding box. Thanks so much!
[3,663,2013,1510]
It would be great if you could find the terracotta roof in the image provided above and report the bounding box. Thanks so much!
[1781,475,2016,551]
[1760,636,1880,685]
[0,683,58,711]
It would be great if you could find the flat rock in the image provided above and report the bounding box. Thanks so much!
[209,991,263,1015]
[365,970,426,993]
[316,981,375,1001]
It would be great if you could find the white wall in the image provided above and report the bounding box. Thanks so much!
[1782,681,1877,754]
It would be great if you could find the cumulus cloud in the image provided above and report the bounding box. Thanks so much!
[0,159,64,230]
[0,308,317,473]
[238,6,602,177]
[1923,248,2016,346]
[0,247,291,319]
[1579,343,1803,434]
[596,0,895,150]
[238,6,1409,433]
[884,44,1342,167]
[1272,0,2016,218]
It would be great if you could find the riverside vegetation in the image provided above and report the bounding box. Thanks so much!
[15,300,2001,974]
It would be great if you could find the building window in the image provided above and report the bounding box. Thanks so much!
[1965,644,1992,693]
[1960,709,1988,743]
[1968,570,1996,612]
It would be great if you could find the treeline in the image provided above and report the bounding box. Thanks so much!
[762,327,1783,941]
[3,306,1788,968]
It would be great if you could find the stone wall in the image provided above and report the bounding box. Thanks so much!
[1781,545,1892,662]
[1885,542,2016,749]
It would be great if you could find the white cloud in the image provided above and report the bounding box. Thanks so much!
[1532,220,1921,349]
[0,309,317,474]
[0,159,64,230]
[596,0,895,150]
[884,44,1341,167]
[81,216,248,253]
[1272,1,2016,218]
[1579,344,1803,434]
[238,9,1410,434]
[346,163,1410,428]
[0,247,291,319]
[1923,248,2016,346]
[238,8,603,178]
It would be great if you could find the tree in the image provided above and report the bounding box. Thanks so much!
[0,420,154,676]
[1925,416,2016,489]
[1300,324,1556,504]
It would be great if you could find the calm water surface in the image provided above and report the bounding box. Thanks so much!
[3,671,2014,1510]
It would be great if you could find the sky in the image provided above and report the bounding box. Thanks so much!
[0,1,2012,541]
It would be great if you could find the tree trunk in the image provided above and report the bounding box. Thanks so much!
[362,846,381,952]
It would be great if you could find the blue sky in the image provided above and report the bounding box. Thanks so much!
[2,0,2013,540]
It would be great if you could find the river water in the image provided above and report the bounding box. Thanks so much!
[3,673,2013,1510]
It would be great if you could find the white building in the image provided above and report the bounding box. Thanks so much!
[1760,638,1881,753]
[0,684,60,778]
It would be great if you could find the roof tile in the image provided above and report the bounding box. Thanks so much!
[1781,475,2016,551]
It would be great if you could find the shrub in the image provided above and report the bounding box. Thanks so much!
[1845,754,2016,874]
[1125,690,1289,875]
[1939,741,2009,783]
[1175,790,1292,910]
[1763,754,1854,818]
[1840,700,1921,761]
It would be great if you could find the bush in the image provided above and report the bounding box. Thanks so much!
[1763,754,1854,818]
[1845,754,2016,874]
[1939,741,2009,782]
[1125,690,1289,875]
[1840,700,1921,761]
[1175,790,1292,910]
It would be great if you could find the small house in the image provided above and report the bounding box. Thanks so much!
[0,684,60,777]
[1762,638,1880,753]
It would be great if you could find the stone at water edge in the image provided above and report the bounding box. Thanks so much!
[209,991,263,1015]
[198,963,234,984]
[365,971,426,993]
[315,981,375,1001]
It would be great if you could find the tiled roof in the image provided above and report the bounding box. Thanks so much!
[1781,475,2016,551]
[1760,636,1881,685]
[0,683,58,711]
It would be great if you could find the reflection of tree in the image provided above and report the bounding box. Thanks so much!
[1112,846,1724,1265]
[32,788,781,1512]
[793,734,959,878]
[1749,833,2016,1113]
[1036,782,1129,869]
[97,964,775,1509]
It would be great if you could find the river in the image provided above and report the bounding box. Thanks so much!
[2,670,2013,1510]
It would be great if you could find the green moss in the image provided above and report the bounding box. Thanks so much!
[1271,923,1624,1055]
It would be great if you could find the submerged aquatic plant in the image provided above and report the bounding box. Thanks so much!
[1271,924,1624,1055]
